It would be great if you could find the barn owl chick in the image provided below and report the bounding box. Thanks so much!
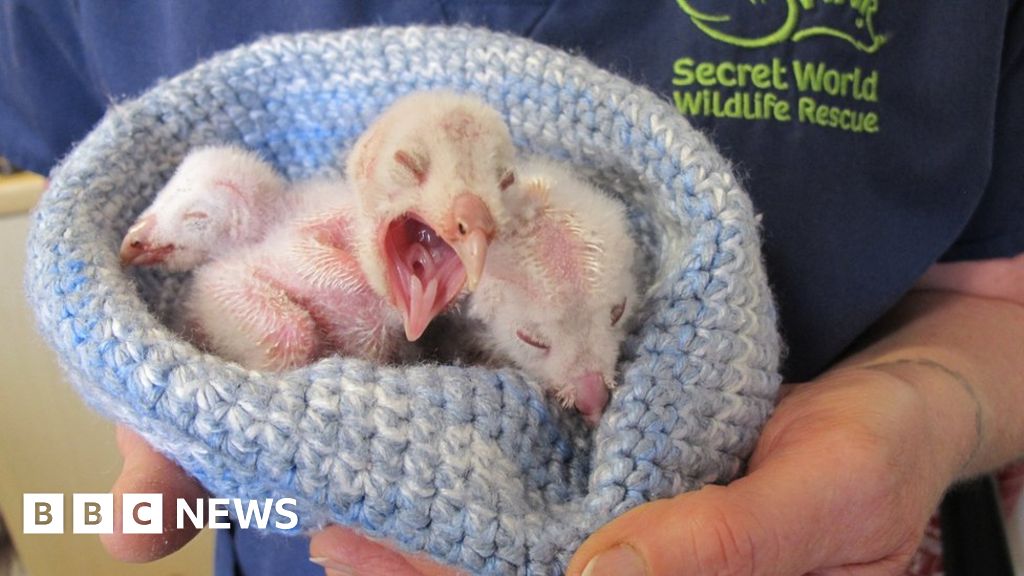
[346,91,518,342]
[468,159,639,425]
[119,145,289,271]
[184,179,412,371]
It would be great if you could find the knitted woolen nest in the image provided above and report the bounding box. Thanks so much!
[27,26,781,575]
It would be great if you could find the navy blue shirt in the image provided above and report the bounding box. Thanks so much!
[3,2,1022,574]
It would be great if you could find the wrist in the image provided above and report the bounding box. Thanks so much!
[853,358,984,484]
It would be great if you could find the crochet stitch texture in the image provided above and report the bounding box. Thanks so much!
[26,26,781,575]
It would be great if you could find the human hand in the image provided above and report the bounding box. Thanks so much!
[99,425,210,561]
[308,527,464,576]
[566,365,976,576]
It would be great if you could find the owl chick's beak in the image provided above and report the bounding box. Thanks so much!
[445,193,496,291]
[383,215,466,342]
[120,215,174,266]
[573,372,610,427]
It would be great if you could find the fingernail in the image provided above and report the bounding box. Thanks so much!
[308,556,359,576]
[581,545,647,576]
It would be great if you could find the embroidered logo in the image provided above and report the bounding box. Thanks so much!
[676,0,886,53]
[671,0,886,134]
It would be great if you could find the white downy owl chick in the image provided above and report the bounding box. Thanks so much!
[346,91,519,342]
[120,145,290,271]
[183,178,412,371]
[468,159,638,425]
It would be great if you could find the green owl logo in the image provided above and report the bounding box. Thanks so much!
[677,0,886,53]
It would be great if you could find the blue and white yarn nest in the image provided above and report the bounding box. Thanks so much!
[27,26,781,575]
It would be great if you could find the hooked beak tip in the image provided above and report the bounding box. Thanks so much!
[574,372,610,426]
[119,239,143,266]
[119,215,157,266]
[449,193,495,291]
[453,228,489,292]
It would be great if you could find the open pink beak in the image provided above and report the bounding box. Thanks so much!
[381,194,497,342]
[119,215,174,266]
[383,215,467,341]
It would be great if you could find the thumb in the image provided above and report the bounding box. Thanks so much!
[309,525,466,576]
[99,425,209,562]
[566,461,833,576]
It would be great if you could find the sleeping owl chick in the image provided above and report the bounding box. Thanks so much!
[119,145,291,271]
[467,158,639,425]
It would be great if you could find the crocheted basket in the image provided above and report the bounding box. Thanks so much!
[27,26,781,574]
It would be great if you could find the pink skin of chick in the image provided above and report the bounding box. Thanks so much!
[119,145,290,272]
[346,91,519,343]
[184,178,414,371]
[467,159,639,425]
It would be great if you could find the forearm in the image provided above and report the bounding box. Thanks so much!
[829,288,1024,480]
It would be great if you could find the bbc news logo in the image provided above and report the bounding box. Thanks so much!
[23,493,298,534]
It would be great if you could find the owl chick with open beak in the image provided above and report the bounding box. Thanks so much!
[346,91,518,342]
